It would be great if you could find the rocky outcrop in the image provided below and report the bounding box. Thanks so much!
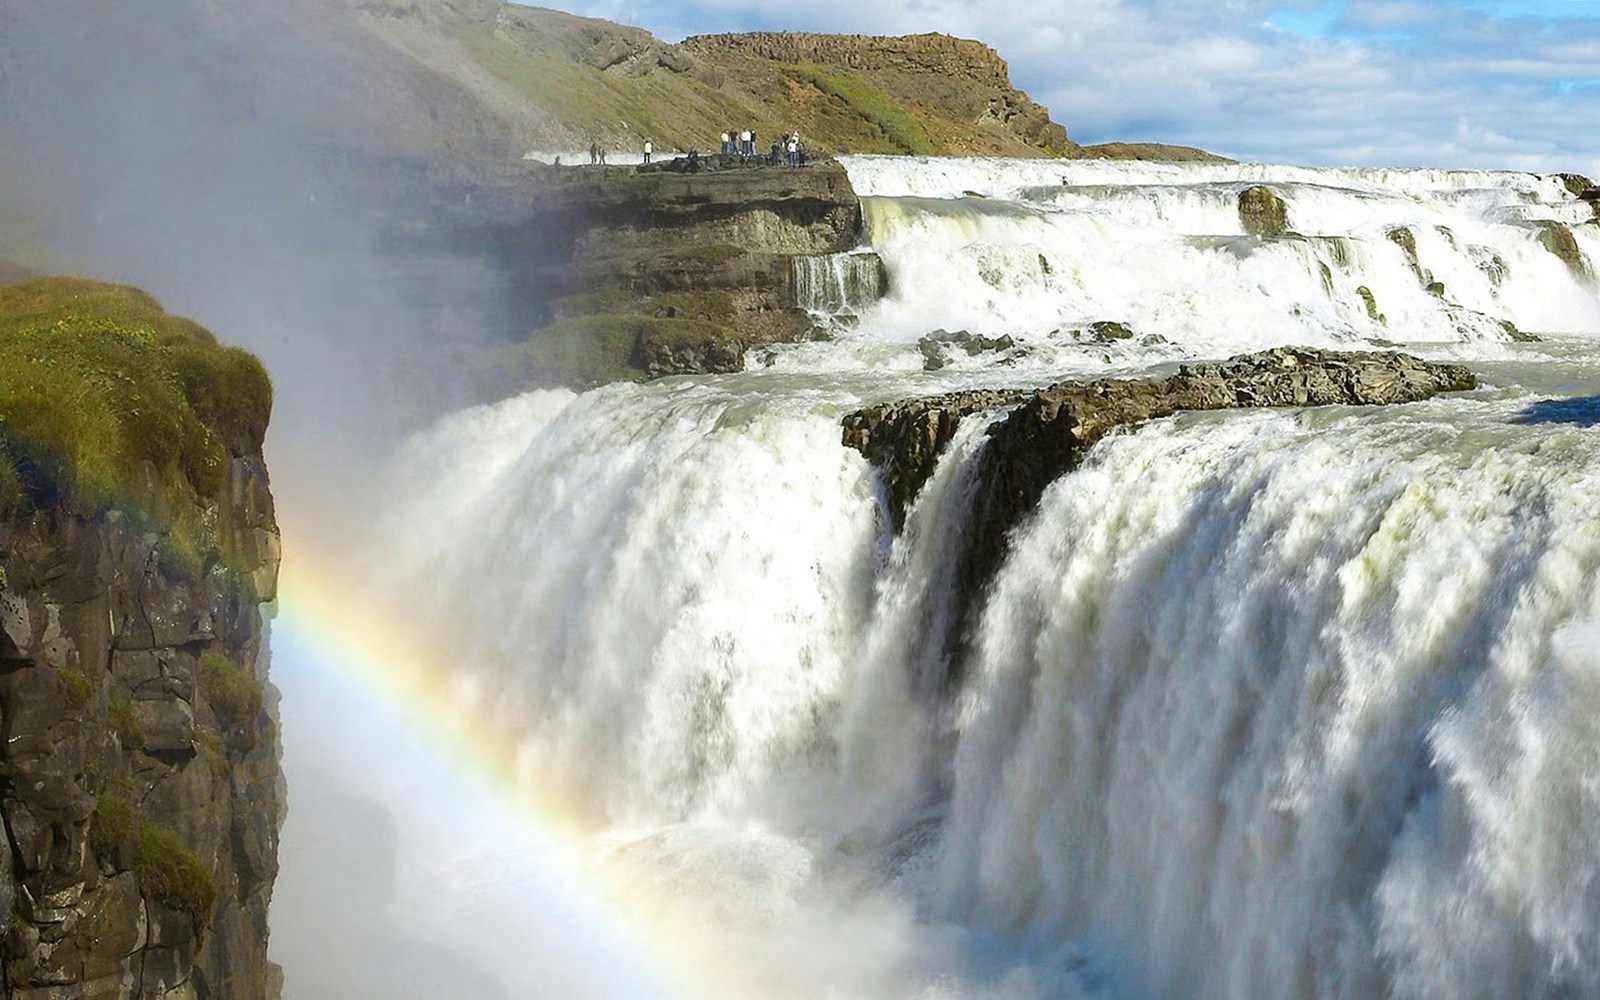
[1536,223,1592,281]
[844,348,1478,663]
[470,157,866,390]
[842,387,1030,529]
[1239,186,1289,236]
[918,330,1016,371]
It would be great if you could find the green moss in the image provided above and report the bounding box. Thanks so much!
[199,650,263,747]
[109,694,145,751]
[660,244,747,267]
[135,822,216,928]
[196,727,229,781]
[0,278,272,522]
[59,668,93,708]
[786,65,936,155]
[157,508,217,581]
[89,794,137,858]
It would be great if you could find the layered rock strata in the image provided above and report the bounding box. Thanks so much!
[497,157,864,386]
[844,348,1478,664]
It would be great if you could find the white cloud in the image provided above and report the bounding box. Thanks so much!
[523,0,1600,173]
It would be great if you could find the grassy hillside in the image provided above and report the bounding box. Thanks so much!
[349,2,1076,156]
[0,279,271,528]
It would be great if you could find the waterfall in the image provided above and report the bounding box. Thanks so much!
[792,250,890,321]
[371,156,1600,998]
[831,158,1600,360]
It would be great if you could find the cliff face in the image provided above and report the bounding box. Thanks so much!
[461,157,875,392]
[0,280,281,1000]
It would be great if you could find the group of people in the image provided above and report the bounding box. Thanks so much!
[579,128,806,168]
[587,138,656,164]
[719,128,806,167]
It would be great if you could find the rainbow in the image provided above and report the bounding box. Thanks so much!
[271,546,754,999]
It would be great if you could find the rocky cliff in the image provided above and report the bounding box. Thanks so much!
[843,348,1478,665]
[457,155,874,391]
[0,280,281,999]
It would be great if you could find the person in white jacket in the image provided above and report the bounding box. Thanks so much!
[643,140,653,164]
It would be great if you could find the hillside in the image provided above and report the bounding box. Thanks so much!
[344,1,1073,156]
[0,0,1223,165]
[352,2,1225,159]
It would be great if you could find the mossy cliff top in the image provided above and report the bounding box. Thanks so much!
[0,278,273,524]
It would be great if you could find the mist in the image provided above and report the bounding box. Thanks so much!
[0,1,576,995]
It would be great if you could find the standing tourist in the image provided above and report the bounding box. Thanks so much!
[643,139,653,164]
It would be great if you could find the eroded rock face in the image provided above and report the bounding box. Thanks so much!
[843,348,1478,668]
[0,456,281,998]
[512,158,864,382]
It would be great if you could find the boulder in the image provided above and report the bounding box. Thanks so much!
[1239,186,1289,237]
[918,329,1016,370]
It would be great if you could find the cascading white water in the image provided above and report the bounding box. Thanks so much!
[825,156,1600,366]
[371,157,1600,998]
[792,250,889,322]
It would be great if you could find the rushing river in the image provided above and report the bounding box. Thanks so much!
[363,157,1600,998]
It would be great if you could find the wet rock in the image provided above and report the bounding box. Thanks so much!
[1536,222,1591,281]
[918,329,1016,370]
[841,388,1030,528]
[1355,285,1383,323]
[1500,319,1541,343]
[1239,186,1289,236]
[1083,320,1134,342]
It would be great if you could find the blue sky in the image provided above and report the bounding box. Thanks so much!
[517,0,1600,171]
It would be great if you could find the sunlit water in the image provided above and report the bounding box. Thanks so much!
[338,157,1600,998]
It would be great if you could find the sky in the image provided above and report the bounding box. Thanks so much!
[518,0,1600,172]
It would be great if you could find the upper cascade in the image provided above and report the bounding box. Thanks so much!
[788,156,1600,372]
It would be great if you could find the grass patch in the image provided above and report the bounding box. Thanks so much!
[109,694,145,751]
[0,278,271,521]
[59,668,93,708]
[197,726,229,781]
[90,794,137,858]
[199,650,263,747]
[660,244,747,267]
[135,822,216,929]
[786,65,936,155]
